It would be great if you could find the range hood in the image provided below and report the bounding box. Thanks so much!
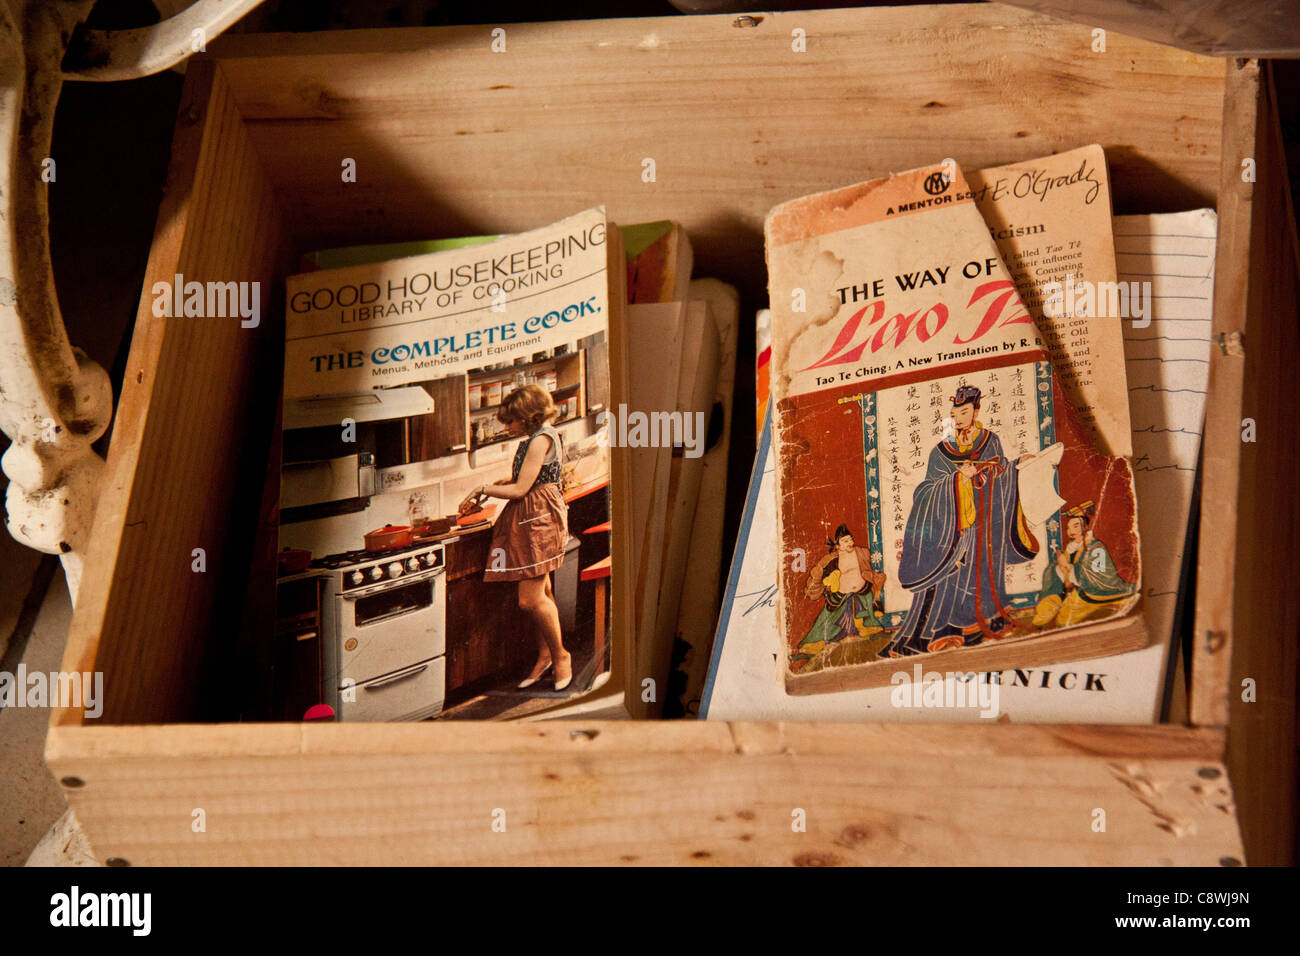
[285,386,436,431]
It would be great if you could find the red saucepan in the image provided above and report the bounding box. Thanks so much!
[278,547,311,575]
[364,524,413,551]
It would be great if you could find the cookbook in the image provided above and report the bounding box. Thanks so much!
[764,163,1147,694]
[274,207,628,721]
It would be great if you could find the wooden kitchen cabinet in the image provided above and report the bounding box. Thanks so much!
[44,7,1296,865]
[271,576,324,722]
[444,577,538,704]
[408,374,468,461]
[441,528,537,701]
[584,339,610,415]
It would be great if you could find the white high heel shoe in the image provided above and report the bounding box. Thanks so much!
[517,660,552,689]
[553,655,573,691]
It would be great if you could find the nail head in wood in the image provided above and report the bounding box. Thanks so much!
[1217,331,1244,355]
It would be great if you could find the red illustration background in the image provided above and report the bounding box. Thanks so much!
[774,365,1139,656]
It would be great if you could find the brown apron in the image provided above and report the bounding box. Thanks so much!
[483,428,568,582]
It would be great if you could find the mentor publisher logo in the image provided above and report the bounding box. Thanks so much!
[0,666,103,718]
[923,170,950,195]
[50,886,151,936]
[890,663,1000,718]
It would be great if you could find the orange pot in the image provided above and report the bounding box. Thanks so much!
[364,524,413,551]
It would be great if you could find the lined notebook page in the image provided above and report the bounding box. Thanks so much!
[702,209,1216,723]
[1113,208,1218,723]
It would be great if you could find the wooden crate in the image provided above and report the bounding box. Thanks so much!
[47,4,1297,865]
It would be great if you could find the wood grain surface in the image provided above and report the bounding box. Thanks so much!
[52,60,293,727]
[204,5,1226,310]
[47,721,1241,866]
[1219,62,1300,866]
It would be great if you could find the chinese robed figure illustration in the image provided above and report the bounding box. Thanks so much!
[791,523,889,670]
[1033,501,1135,627]
[885,386,1040,656]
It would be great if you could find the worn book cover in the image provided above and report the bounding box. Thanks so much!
[969,145,1132,457]
[302,219,691,307]
[765,164,1146,694]
[755,146,1132,452]
[274,207,627,721]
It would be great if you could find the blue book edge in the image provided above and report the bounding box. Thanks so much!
[698,404,772,719]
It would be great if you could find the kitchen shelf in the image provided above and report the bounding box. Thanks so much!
[471,412,585,450]
[467,353,575,378]
[470,382,581,416]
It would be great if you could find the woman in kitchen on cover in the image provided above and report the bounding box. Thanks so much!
[458,384,573,691]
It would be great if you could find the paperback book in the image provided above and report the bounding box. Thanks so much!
[274,207,631,721]
[764,163,1147,693]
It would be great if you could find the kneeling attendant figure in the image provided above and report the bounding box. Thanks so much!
[1033,501,1135,628]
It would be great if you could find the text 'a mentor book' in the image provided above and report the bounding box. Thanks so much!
[764,163,1147,695]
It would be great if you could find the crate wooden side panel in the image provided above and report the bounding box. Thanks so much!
[46,722,1242,866]
[203,5,1227,310]
[1218,63,1299,867]
[51,60,294,726]
[1192,60,1258,730]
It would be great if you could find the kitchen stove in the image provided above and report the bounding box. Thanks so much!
[318,541,448,721]
[314,543,446,594]
[312,541,430,568]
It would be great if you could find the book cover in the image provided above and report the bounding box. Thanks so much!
[704,210,1214,721]
[969,145,1132,457]
[301,220,690,307]
[274,207,624,721]
[765,164,1146,694]
[670,278,739,717]
[755,148,1131,438]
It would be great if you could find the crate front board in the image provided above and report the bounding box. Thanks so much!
[49,5,1294,865]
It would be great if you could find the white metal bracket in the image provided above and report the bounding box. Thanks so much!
[0,0,262,602]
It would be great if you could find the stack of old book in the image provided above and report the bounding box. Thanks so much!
[274,210,736,722]
[705,146,1217,724]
